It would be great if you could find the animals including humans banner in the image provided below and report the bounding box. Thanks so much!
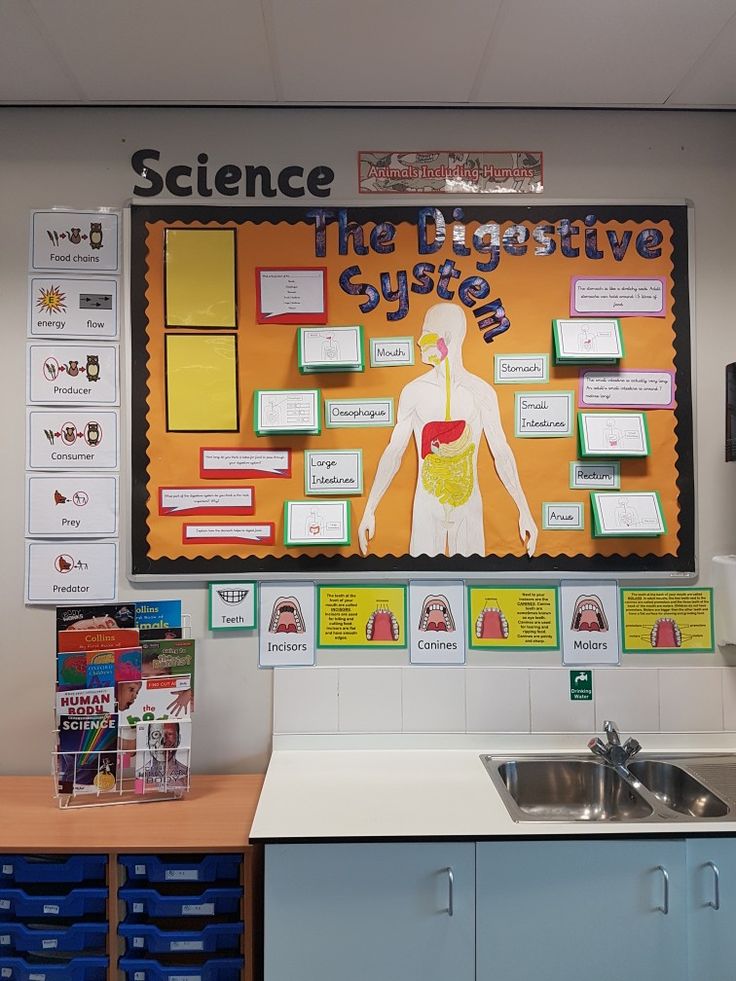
[130,204,693,577]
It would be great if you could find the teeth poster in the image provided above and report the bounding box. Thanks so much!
[620,588,714,653]
[409,581,465,664]
[561,580,619,665]
[317,584,407,649]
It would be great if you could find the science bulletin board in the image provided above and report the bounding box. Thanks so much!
[129,204,694,578]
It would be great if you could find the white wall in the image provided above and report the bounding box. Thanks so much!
[2,107,736,775]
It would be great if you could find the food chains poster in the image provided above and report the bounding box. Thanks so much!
[130,204,693,578]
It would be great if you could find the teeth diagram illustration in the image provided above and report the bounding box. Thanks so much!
[366,603,400,642]
[651,618,682,648]
[269,596,305,634]
[418,595,455,632]
[475,599,509,639]
[571,594,609,632]
[217,587,250,606]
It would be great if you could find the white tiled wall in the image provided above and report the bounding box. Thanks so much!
[273,665,736,734]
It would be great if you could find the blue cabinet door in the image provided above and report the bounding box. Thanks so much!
[687,838,736,981]
[477,839,687,981]
[264,842,475,981]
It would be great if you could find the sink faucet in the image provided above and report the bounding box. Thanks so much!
[588,721,642,778]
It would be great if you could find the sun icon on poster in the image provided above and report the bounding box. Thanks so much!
[36,284,67,316]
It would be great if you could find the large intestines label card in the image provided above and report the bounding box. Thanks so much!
[130,204,693,577]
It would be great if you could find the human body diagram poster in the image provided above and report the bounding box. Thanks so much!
[130,204,693,577]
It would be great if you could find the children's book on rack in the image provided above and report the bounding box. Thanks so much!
[52,601,194,808]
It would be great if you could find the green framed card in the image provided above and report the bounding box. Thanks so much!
[254,389,321,436]
[552,318,624,363]
[298,325,364,373]
[208,581,258,630]
[591,491,666,537]
[284,499,351,547]
[578,412,650,457]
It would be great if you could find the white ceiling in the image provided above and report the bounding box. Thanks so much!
[1,0,735,108]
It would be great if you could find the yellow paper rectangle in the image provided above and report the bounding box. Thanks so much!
[621,588,714,652]
[165,228,236,328]
[166,334,239,432]
[318,585,407,648]
[468,586,559,649]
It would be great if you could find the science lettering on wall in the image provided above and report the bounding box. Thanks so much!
[130,203,694,578]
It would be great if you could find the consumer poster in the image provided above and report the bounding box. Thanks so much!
[130,204,693,578]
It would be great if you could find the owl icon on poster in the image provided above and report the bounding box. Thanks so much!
[358,303,537,559]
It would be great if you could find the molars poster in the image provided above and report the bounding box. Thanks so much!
[130,204,693,578]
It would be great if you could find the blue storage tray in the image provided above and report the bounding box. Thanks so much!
[119,855,241,884]
[0,887,107,920]
[118,957,244,981]
[0,857,106,885]
[119,921,242,955]
[0,922,107,954]
[119,886,242,918]
[0,955,108,981]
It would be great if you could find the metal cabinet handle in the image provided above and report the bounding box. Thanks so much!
[655,865,669,915]
[705,861,721,910]
[444,867,454,917]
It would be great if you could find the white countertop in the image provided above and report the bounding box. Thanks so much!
[249,733,736,840]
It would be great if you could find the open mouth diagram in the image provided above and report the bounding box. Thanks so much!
[418,595,455,632]
[571,594,609,632]
[269,597,305,634]
[366,604,400,642]
[651,617,682,648]
[475,601,509,640]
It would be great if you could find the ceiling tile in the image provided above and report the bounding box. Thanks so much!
[271,0,502,103]
[0,0,83,102]
[473,0,736,105]
[666,11,736,105]
[26,0,277,103]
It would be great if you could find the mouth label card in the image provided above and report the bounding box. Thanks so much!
[259,582,315,666]
[27,409,119,470]
[409,581,465,664]
[209,582,257,631]
[304,450,363,495]
[370,337,414,367]
[28,343,119,406]
[30,210,120,273]
[26,475,118,538]
[317,584,407,649]
[29,277,118,338]
[561,580,620,665]
[467,585,559,650]
[621,588,714,653]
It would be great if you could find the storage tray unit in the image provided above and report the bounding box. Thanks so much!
[0,887,107,920]
[0,954,109,980]
[119,921,242,956]
[0,856,107,885]
[119,886,243,919]
[0,920,107,954]
[119,855,241,884]
[118,957,244,981]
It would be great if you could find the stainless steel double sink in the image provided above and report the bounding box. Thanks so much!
[481,753,736,823]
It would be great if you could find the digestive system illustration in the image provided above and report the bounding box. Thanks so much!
[570,595,609,632]
[366,602,400,642]
[418,594,456,632]
[475,598,510,640]
[269,596,305,634]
